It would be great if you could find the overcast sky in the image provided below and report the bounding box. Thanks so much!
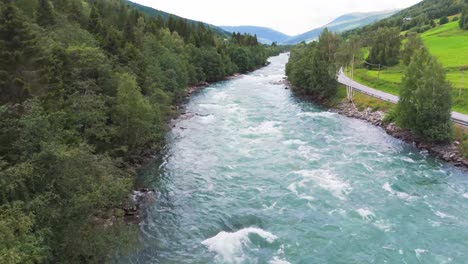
[131,0,421,35]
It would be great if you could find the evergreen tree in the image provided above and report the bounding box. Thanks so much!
[88,6,102,34]
[36,0,55,27]
[460,5,468,30]
[0,0,39,104]
[367,27,401,66]
[397,48,452,142]
[439,16,449,25]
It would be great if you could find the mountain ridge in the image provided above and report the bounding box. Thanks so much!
[126,0,229,35]
[282,9,399,44]
[220,25,291,44]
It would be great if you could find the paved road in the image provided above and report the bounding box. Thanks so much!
[337,68,468,127]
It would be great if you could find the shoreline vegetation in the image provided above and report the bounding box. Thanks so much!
[286,1,468,168]
[333,98,468,168]
[0,0,284,262]
[286,84,468,169]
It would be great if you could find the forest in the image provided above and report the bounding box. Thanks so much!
[0,0,282,262]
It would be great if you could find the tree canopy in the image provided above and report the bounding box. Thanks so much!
[0,0,282,262]
[397,47,453,142]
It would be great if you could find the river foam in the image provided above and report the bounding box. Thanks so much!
[382,182,417,201]
[289,170,351,200]
[296,111,336,118]
[202,227,278,263]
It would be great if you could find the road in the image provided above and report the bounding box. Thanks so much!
[337,68,468,127]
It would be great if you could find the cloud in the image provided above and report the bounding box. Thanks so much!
[130,0,421,35]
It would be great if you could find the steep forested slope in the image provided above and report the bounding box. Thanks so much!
[125,0,229,35]
[0,0,281,263]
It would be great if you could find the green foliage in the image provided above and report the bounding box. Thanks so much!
[397,48,453,142]
[0,202,48,264]
[367,27,401,66]
[440,16,449,25]
[0,0,282,262]
[344,0,463,35]
[113,73,156,154]
[402,32,424,66]
[36,0,55,27]
[383,107,398,123]
[461,4,468,30]
[286,29,340,99]
[0,0,41,104]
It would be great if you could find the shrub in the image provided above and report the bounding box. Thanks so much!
[439,16,449,25]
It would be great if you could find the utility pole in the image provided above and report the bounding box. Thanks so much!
[460,68,465,98]
[377,64,381,80]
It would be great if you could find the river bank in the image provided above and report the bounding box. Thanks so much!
[122,53,468,263]
[123,73,246,218]
[333,101,468,169]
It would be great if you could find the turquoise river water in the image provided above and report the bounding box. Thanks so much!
[124,54,468,263]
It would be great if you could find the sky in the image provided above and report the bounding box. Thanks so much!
[131,0,422,36]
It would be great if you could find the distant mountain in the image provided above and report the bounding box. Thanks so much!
[220,26,291,44]
[125,1,229,36]
[282,10,399,44]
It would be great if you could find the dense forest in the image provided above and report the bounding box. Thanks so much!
[0,0,282,262]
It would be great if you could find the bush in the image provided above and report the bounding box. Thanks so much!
[383,107,398,123]
[452,16,460,22]
[439,16,449,25]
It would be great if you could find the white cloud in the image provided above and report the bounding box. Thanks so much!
[130,0,421,35]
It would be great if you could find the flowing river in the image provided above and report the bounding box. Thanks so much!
[124,53,468,263]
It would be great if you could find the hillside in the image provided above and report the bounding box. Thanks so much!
[0,0,282,263]
[220,25,291,44]
[349,0,465,35]
[126,0,229,35]
[353,20,468,113]
[283,10,398,44]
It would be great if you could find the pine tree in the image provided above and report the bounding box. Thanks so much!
[460,5,468,30]
[0,0,39,104]
[88,6,102,34]
[36,0,55,27]
[397,47,453,142]
[367,27,401,66]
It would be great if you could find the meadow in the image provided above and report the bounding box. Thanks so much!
[354,20,468,113]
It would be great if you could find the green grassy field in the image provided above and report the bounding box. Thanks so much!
[354,20,468,113]
[421,21,468,68]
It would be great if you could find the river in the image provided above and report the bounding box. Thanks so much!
[123,53,468,263]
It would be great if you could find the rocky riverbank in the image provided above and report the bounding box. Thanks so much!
[334,102,468,169]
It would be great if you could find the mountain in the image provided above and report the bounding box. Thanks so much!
[220,26,291,44]
[126,1,229,36]
[282,10,399,44]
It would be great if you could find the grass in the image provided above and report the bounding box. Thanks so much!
[421,21,468,68]
[352,21,468,114]
[336,85,394,112]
